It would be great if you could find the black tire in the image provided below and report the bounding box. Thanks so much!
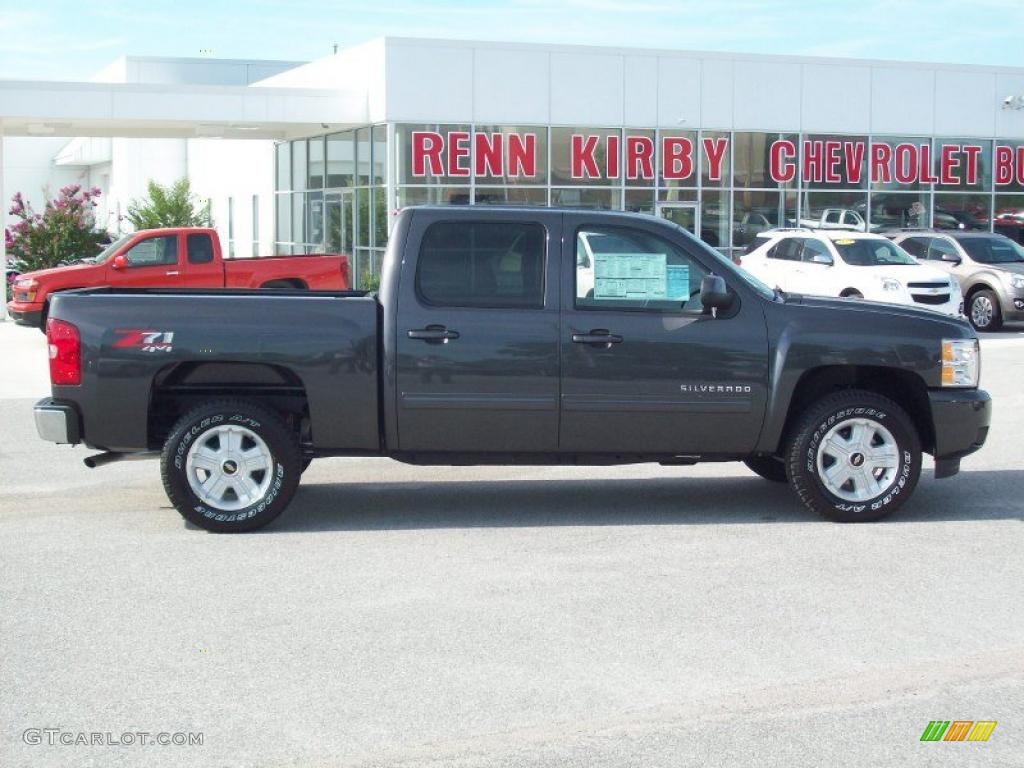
[786,390,921,523]
[967,289,1002,332]
[301,456,313,473]
[744,456,788,483]
[160,399,301,532]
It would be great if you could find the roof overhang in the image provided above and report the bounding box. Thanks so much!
[0,79,367,140]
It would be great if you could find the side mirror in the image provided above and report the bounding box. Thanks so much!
[940,253,962,266]
[700,274,733,314]
[111,254,128,270]
[809,253,834,265]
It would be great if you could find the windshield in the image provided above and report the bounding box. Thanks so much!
[832,239,917,266]
[959,236,1024,264]
[94,234,134,263]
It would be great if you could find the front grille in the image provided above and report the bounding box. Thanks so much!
[907,282,949,289]
[912,293,951,305]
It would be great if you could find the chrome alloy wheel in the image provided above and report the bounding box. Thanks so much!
[971,294,994,328]
[186,424,274,512]
[815,417,900,502]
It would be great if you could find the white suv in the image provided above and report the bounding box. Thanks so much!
[740,230,963,316]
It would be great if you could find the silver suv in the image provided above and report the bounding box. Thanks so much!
[888,231,1024,331]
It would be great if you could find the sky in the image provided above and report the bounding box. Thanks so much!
[1,0,1022,81]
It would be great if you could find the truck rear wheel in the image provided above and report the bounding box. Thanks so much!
[786,390,921,522]
[160,400,302,532]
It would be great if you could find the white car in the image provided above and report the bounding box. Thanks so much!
[739,230,963,316]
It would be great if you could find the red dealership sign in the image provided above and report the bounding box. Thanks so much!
[410,130,1024,186]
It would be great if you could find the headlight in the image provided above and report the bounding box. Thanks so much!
[942,339,980,387]
[14,278,38,301]
[1009,274,1024,290]
[881,278,902,292]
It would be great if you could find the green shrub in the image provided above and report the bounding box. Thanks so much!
[126,178,212,230]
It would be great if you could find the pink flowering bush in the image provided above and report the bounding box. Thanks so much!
[5,185,107,274]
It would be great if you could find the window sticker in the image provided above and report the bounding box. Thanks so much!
[594,253,667,300]
[666,264,691,300]
[834,239,856,245]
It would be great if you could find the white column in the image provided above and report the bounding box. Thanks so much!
[1,126,7,322]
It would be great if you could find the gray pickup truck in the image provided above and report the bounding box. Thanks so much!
[34,207,991,532]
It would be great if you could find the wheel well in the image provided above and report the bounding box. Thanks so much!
[260,278,308,289]
[779,365,934,454]
[839,288,863,297]
[148,362,310,449]
[964,282,995,301]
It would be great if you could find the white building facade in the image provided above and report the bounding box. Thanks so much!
[6,38,1024,290]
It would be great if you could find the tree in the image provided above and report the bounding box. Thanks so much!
[5,185,107,273]
[126,178,212,230]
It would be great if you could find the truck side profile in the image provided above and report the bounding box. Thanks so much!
[7,227,350,328]
[34,207,990,532]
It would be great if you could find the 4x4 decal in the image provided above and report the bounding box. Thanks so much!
[113,329,175,353]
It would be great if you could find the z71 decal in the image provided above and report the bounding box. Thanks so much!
[113,329,175,353]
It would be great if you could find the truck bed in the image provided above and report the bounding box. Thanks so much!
[47,287,380,453]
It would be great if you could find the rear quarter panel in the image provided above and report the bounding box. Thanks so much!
[223,255,351,290]
[47,290,378,452]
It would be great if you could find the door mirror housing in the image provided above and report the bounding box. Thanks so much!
[940,252,962,266]
[809,253,834,265]
[700,274,733,313]
[111,254,128,270]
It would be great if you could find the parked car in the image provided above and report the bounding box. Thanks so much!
[6,227,351,328]
[795,208,871,232]
[934,208,986,231]
[732,210,779,247]
[888,230,1024,331]
[739,230,962,317]
[34,207,989,532]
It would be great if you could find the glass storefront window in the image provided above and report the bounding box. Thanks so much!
[275,193,291,242]
[700,131,730,189]
[397,186,472,208]
[658,130,698,189]
[327,131,355,188]
[732,190,795,248]
[473,125,548,185]
[395,124,475,186]
[700,190,730,249]
[551,127,621,186]
[798,191,869,230]
[306,191,324,247]
[356,128,371,186]
[551,187,617,208]
[733,132,798,189]
[372,125,387,185]
[474,187,548,205]
[802,134,868,190]
[868,137,930,192]
[292,140,307,192]
[625,188,655,214]
[994,195,1024,239]
[933,139,992,192]
[994,142,1024,193]
[624,129,655,187]
[373,188,387,247]
[276,143,291,192]
[934,193,991,230]
[868,191,929,230]
[291,192,305,244]
[308,137,325,190]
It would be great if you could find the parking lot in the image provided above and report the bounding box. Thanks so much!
[1,320,1022,767]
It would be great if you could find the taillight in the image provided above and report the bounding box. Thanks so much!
[47,318,81,386]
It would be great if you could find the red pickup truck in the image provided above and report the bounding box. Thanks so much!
[7,227,351,328]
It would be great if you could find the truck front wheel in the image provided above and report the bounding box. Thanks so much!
[786,390,921,522]
[160,400,302,532]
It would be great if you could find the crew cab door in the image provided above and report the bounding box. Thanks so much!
[180,232,223,287]
[394,212,561,452]
[108,233,182,287]
[559,215,769,454]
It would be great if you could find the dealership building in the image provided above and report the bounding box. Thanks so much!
[4,36,1024,293]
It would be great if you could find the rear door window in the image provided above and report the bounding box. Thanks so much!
[416,221,546,309]
[187,233,215,264]
[768,239,802,261]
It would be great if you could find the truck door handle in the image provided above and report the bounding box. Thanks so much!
[572,330,623,346]
[407,326,460,343]
[165,270,179,276]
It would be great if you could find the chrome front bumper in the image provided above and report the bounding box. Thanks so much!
[34,398,81,444]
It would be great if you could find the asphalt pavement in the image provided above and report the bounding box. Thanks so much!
[1,320,1022,767]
